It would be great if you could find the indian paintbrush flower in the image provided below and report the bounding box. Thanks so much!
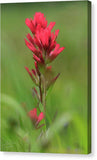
[24,12,65,130]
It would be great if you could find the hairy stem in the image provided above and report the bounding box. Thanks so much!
[39,74,42,103]
[43,76,46,117]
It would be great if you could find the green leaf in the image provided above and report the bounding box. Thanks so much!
[38,102,44,112]
[46,83,54,100]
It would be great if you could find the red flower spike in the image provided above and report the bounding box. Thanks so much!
[28,108,44,128]
[25,12,65,64]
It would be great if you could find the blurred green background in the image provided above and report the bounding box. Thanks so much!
[1,1,90,154]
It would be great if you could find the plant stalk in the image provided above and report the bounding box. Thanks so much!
[39,74,42,103]
[43,76,46,117]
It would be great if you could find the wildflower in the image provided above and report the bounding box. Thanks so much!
[28,108,44,129]
[24,12,65,126]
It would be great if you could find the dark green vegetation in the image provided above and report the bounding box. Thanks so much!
[1,1,90,154]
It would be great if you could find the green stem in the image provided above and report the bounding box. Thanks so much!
[39,74,42,103]
[36,102,41,112]
[38,72,46,131]
[43,76,46,119]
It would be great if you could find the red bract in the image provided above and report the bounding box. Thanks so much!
[46,65,52,71]
[48,44,65,62]
[25,12,55,34]
[25,12,65,65]
[28,108,44,129]
[25,62,41,85]
[25,66,37,85]
[25,28,65,64]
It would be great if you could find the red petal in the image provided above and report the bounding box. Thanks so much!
[37,112,44,123]
[34,35,42,49]
[25,66,36,83]
[24,39,35,51]
[57,47,65,54]
[36,24,42,32]
[48,22,56,30]
[49,44,60,57]
[49,45,65,62]
[26,33,34,44]
[31,69,36,76]
[34,12,47,29]
[44,20,47,28]
[25,18,35,33]
[54,44,60,51]
[54,29,59,40]
[25,38,40,56]
[25,66,32,77]
[28,108,37,120]
[33,54,42,63]
[55,29,59,37]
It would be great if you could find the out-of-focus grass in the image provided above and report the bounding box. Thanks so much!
[1,1,90,154]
